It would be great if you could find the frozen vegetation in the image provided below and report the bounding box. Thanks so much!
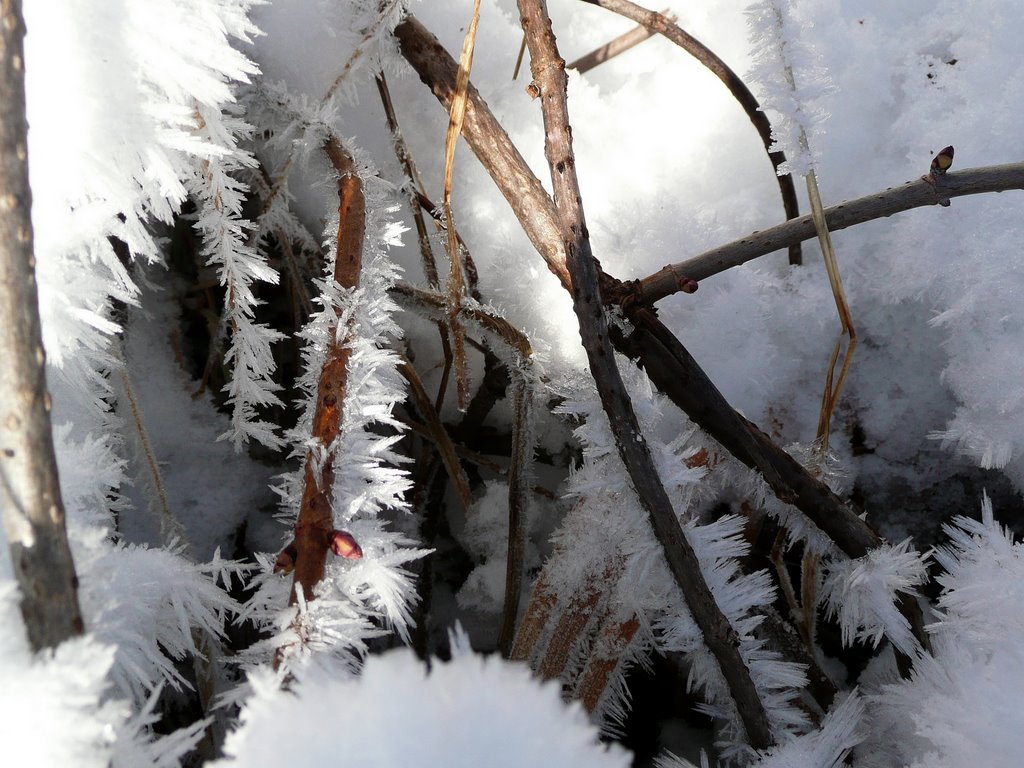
[3,0,1024,765]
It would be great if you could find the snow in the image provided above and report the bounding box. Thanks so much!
[7,0,1024,764]
[214,628,631,768]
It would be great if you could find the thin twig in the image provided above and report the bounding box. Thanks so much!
[398,356,474,510]
[578,0,801,264]
[567,8,675,74]
[375,74,440,289]
[281,136,365,629]
[374,73,457,409]
[517,0,774,748]
[640,162,1024,302]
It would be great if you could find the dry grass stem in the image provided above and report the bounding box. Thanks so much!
[441,0,483,412]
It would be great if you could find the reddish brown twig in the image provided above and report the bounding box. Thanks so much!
[279,137,365,618]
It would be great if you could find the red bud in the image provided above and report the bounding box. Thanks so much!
[330,530,363,560]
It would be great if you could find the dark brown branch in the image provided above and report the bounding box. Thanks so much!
[0,0,84,651]
[395,16,573,293]
[517,0,774,748]
[567,8,675,74]
[640,163,1024,303]
[579,0,801,265]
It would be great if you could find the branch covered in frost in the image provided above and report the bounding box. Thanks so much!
[639,162,1024,303]
[281,137,366,616]
[0,0,84,651]
[820,540,929,657]
[190,104,285,451]
[517,0,774,750]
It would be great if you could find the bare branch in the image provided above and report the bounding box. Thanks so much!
[394,16,573,292]
[517,0,774,748]
[640,163,1024,303]
[0,0,84,651]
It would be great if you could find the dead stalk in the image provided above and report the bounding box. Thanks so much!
[441,0,482,411]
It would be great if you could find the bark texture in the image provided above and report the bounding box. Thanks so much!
[0,0,84,651]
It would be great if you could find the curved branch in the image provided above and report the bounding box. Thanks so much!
[640,163,1024,303]
[579,0,802,264]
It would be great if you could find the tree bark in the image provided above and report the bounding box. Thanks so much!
[0,0,85,651]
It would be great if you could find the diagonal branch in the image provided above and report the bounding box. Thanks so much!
[517,0,774,748]
[567,7,675,74]
[578,0,802,265]
[639,163,1024,303]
